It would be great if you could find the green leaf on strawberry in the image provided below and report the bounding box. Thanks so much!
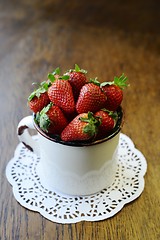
[48,73,56,82]
[36,102,53,132]
[39,113,50,132]
[48,67,70,82]
[68,64,87,74]
[89,77,100,86]
[101,108,118,120]
[100,73,128,89]
[51,67,61,75]
[59,75,70,80]
[75,64,81,72]
[48,67,61,82]
[80,111,101,137]
[114,73,128,89]
[28,81,50,101]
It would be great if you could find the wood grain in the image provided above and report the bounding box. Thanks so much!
[0,0,160,239]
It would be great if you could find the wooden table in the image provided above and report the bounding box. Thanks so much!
[1,1,160,239]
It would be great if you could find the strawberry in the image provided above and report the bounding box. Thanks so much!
[28,81,50,113]
[101,73,128,111]
[36,102,68,134]
[94,109,117,139]
[61,112,101,142]
[76,79,107,114]
[47,70,75,115]
[67,64,88,101]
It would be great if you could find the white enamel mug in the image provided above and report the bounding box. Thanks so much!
[17,107,123,196]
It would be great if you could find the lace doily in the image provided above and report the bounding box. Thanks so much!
[6,133,147,223]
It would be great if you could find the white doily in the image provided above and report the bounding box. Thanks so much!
[6,133,147,223]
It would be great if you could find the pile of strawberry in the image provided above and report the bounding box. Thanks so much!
[28,64,128,142]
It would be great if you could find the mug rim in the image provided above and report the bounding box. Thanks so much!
[33,106,123,147]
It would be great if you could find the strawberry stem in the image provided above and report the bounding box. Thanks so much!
[36,102,53,132]
[48,67,70,82]
[75,64,80,72]
[28,81,51,101]
[89,77,100,86]
[101,108,118,120]
[52,67,61,75]
[48,73,55,82]
[100,73,128,89]
[68,64,87,74]
[59,75,70,80]
[114,73,128,89]
[48,67,61,82]
[80,112,101,137]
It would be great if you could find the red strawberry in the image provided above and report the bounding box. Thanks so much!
[36,103,68,134]
[67,64,88,101]
[61,112,100,142]
[28,81,50,113]
[48,74,75,115]
[94,109,117,139]
[76,79,107,114]
[101,74,128,111]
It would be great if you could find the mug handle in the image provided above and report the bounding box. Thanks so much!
[17,116,40,155]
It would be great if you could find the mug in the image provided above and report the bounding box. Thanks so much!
[17,107,123,196]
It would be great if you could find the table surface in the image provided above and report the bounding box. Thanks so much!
[1,1,160,239]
